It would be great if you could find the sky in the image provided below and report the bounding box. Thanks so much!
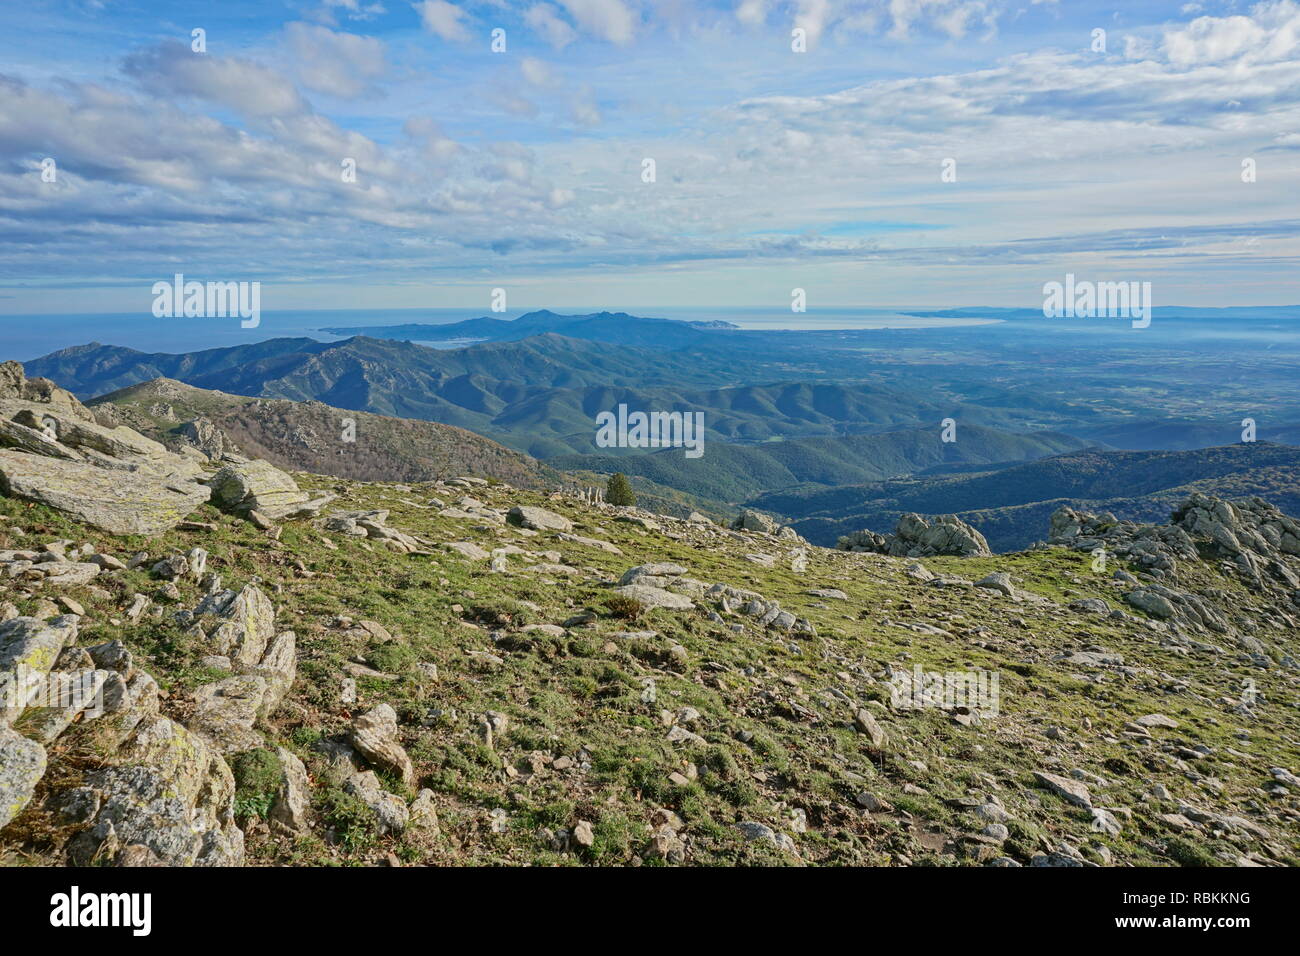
[1,0,1299,315]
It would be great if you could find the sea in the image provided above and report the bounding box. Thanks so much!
[0,307,995,362]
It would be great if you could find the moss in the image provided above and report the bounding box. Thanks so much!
[1166,837,1222,868]
[231,747,283,821]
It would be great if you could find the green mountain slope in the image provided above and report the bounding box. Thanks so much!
[552,426,1090,504]
[89,378,551,488]
[758,443,1300,550]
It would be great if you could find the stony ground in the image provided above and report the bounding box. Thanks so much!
[3,471,1298,867]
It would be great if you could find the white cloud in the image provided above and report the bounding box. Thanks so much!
[571,86,602,125]
[524,3,578,48]
[735,0,768,27]
[1163,1,1300,66]
[415,0,472,42]
[123,42,307,117]
[559,0,637,45]
[404,116,461,160]
[319,0,387,21]
[286,22,387,98]
[6,2,1300,302]
[794,0,832,45]
[521,56,557,86]
[889,0,995,40]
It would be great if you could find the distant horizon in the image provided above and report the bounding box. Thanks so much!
[8,301,1300,364]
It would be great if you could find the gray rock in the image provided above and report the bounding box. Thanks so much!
[408,789,440,835]
[194,584,276,666]
[269,747,312,835]
[1134,713,1179,729]
[0,726,46,828]
[350,704,416,790]
[1033,771,1093,809]
[187,675,269,754]
[853,709,888,749]
[619,563,687,585]
[208,459,334,521]
[343,771,408,835]
[732,510,779,534]
[442,541,490,560]
[67,714,243,866]
[838,513,991,558]
[735,821,797,854]
[615,584,694,610]
[507,505,572,532]
[974,572,1017,597]
[0,449,210,535]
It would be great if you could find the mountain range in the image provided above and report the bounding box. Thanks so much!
[19,309,1300,552]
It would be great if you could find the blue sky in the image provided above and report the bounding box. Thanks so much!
[1,0,1299,314]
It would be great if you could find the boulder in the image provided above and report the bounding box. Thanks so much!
[732,510,779,535]
[66,715,243,866]
[853,709,888,749]
[0,360,97,424]
[974,572,1017,598]
[0,615,79,722]
[619,562,687,586]
[0,418,83,460]
[175,417,227,461]
[838,513,991,558]
[343,770,409,834]
[0,726,46,828]
[269,746,312,835]
[0,449,210,535]
[1033,771,1093,809]
[615,584,695,610]
[507,505,573,532]
[208,459,334,521]
[349,704,416,790]
[443,542,490,560]
[194,584,276,666]
[187,675,269,754]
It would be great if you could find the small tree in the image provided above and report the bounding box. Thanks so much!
[606,472,637,507]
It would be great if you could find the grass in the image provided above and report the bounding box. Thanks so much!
[2,472,1297,868]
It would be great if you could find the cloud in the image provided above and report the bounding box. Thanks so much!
[404,116,461,160]
[559,0,637,45]
[524,3,579,48]
[318,0,387,22]
[735,0,768,27]
[571,86,602,125]
[123,42,307,117]
[286,22,388,98]
[1163,1,1300,66]
[794,0,831,44]
[5,2,1300,303]
[888,0,995,40]
[415,0,472,42]
[520,56,556,86]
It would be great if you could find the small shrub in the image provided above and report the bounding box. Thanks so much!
[367,641,417,673]
[1167,837,1220,867]
[468,598,535,628]
[231,748,283,821]
[603,595,645,621]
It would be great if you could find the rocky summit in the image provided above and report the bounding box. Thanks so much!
[1,448,1298,868]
